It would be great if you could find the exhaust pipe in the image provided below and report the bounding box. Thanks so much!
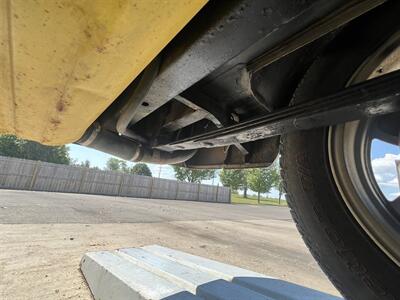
[76,123,196,164]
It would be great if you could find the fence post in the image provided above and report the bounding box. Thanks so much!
[215,184,219,203]
[175,182,179,200]
[148,177,154,198]
[197,182,201,201]
[29,161,41,190]
[117,174,124,196]
[78,168,88,193]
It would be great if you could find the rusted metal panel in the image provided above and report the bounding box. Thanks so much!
[0,0,207,145]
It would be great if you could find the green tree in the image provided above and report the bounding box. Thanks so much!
[247,167,279,203]
[277,179,284,204]
[173,166,215,183]
[270,161,283,203]
[0,135,70,164]
[243,170,249,198]
[0,135,24,157]
[119,160,130,173]
[80,160,91,168]
[241,170,249,197]
[105,158,123,171]
[219,169,247,193]
[105,157,141,173]
[130,163,152,176]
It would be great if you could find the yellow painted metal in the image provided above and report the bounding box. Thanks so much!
[0,0,207,145]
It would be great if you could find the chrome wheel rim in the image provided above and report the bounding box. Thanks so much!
[328,35,400,267]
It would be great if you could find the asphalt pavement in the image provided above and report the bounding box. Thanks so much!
[0,189,291,224]
[0,189,340,299]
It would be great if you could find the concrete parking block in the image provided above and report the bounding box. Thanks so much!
[81,245,343,300]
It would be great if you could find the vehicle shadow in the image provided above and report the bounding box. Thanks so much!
[162,277,343,300]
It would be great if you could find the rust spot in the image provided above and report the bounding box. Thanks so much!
[50,118,61,127]
[56,100,65,112]
[83,29,92,39]
[96,45,106,53]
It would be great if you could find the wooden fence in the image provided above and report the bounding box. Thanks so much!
[0,156,230,203]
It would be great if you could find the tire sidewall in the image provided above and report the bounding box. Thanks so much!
[282,3,400,299]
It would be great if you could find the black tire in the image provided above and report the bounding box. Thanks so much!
[281,3,400,300]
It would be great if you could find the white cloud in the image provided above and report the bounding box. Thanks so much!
[371,153,400,199]
[371,154,400,174]
[378,176,399,188]
[374,173,383,182]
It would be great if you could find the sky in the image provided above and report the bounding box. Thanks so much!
[69,139,400,200]
[68,144,177,180]
[68,144,218,184]
[371,139,400,200]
